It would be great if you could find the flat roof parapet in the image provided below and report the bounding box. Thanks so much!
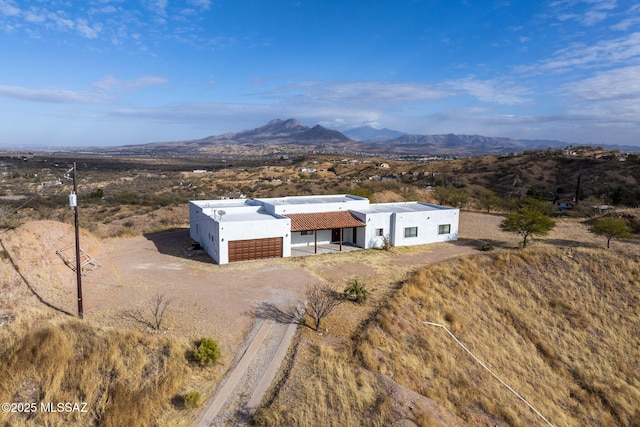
[354,201,457,214]
[255,194,367,206]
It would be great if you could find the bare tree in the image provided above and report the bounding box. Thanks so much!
[122,293,173,331]
[304,283,343,331]
[381,234,392,251]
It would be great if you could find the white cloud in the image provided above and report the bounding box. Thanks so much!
[566,65,640,101]
[88,5,118,15]
[258,80,448,107]
[445,77,530,104]
[0,84,102,104]
[259,77,531,110]
[0,0,20,17]
[46,10,74,31]
[24,9,45,23]
[0,75,167,105]
[549,0,617,26]
[581,10,608,25]
[611,16,640,31]
[92,75,169,92]
[611,4,640,30]
[145,0,168,17]
[187,0,211,10]
[517,32,640,74]
[76,18,102,38]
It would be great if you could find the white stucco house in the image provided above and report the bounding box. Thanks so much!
[189,194,459,264]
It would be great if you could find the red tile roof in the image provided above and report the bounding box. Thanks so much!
[286,211,366,231]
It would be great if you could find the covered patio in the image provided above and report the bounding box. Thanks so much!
[285,211,366,254]
[290,242,362,257]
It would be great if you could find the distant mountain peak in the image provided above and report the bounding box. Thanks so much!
[267,118,305,128]
[343,125,406,142]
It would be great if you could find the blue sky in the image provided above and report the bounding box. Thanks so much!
[1,0,640,147]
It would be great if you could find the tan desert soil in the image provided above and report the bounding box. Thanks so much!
[2,210,637,425]
[2,210,606,331]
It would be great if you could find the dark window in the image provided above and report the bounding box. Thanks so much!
[376,228,384,236]
[438,224,451,235]
[301,230,314,236]
[404,227,418,238]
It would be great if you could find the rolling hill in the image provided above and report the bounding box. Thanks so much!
[254,246,640,426]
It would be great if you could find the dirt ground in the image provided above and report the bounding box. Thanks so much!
[2,209,636,425]
[4,210,627,358]
[0,212,491,361]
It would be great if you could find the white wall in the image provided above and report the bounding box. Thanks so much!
[189,201,290,264]
[189,202,222,262]
[390,208,459,246]
[258,195,370,215]
[351,211,394,249]
[291,229,332,246]
[342,227,355,244]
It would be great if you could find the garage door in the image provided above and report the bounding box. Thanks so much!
[228,237,283,262]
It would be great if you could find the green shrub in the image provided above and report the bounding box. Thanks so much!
[90,188,104,199]
[344,278,368,304]
[480,242,494,251]
[193,337,221,366]
[183,391,201,408]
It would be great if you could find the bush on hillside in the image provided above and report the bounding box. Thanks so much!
[193,337,221,366]
[183,391,202,408]
[344,277,368,304]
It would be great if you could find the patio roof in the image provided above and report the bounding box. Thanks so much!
[286,211,366,232]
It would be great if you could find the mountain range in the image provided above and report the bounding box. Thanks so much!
[106,118,571,157]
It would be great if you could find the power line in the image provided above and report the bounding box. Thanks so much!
[423,321,555,427]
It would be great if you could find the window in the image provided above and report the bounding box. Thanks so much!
[301,230,314,236]
[438,224,451,235]
[404,227,418,238]
[375,228,384,236]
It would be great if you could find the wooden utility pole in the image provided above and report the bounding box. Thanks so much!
[71,162,83,318]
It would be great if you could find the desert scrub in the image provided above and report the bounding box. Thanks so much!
[193,337,221,366]
[183,391,202,408]
[355,247,640,426]
[0,319,191,427]
[344,277,368,304]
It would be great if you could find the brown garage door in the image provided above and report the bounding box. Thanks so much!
[228,237,283,262]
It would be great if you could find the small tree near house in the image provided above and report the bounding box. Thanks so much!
[500,206,556,248]
[304,283,343,331]
[381,234,392,251]
[477,190,502,213]
[589,216,633,249]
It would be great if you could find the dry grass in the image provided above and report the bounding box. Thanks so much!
[253,343,384,427]
[362,247,640,426]
[0,313,199,427]
[257,247,640,426]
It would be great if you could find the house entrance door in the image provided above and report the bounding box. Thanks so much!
[331,228,340,242]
